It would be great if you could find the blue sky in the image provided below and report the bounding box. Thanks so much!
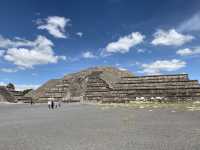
[0,0,200,90]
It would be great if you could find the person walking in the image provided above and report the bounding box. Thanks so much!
[48,100,51,109]
[55,101,58,109]
[51,100,54,109]
[30,99,34,106]
[58,100,61,108]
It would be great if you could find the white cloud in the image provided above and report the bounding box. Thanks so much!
[0,50,5,56]
[1,35,65,69]
[31,73,38,76]
[76,32,83,37]
[82,51,97,59]
[0,68,18,73]
[118,67,127,71]
[103,32,145,54]
[152,29,194,46]
[0,36,35,48]
[137,49,145,53]
[0,82,6,86]
[178,12,200,32]
[114,63,127,71]
[5,48,58,69]
[15,84,40,91]
[176,47,200,56]
[58,55,67,61]
[37,16,71,38]
[67,56,80,62]
[140,59,186,75]
[129,61,141,66]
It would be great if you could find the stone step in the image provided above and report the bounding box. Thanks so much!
[39,96,63,99]
[120,79,189,83]
[114,85,200,90]
[87,78,105,81]
[85,89,110,92]
[87,84,110,88]
[46,91,65,93]
[116,80,199,85]
[86,82,108,86]
[126,93,199,97]
[86,87,109,91]
[55,84,69,87]
[109,91,200,97]
[121,74,188,80]
[113,87,200,92]
[85,93,128,97]
[86,84,108,87]
[118,78,192,84]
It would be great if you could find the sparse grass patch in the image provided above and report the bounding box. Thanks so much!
[94,100,200,111]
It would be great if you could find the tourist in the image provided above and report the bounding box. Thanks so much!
[48,100,51,109]
[30,99,34,105]
[55,101,58,109]
[58,100,61,108]
[51,100,54,109]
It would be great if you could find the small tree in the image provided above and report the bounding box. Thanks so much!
[22,89,33,95]
[7,83,15,90]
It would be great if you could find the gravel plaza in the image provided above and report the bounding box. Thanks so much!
[0,103,200,150]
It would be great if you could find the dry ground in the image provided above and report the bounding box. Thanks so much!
[0,103,200,150]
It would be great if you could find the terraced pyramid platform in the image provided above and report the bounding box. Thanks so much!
[0,85,31,103]
[28,67,200,103]
[0,86,15,102]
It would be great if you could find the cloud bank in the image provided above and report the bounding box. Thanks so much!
[178,12,200,32]
[82,51,97,59]
[103,32,145,55]
[152,29,194,46]
[176,47,200,56]
[37,16,71,38]
[0,35,66,69]
[140,59,186,75]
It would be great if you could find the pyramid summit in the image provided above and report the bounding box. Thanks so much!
[25,66,200,103]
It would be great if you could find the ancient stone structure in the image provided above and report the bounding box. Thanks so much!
[0,86,15,102]
[29,67,200,103]
[0,83,32,103]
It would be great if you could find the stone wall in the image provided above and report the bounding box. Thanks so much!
[84,73,200,102]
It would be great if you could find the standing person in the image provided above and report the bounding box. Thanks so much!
[55,101,58,109]
[51,100,54,109]
[30,99,34,106]
[48,100,51,109]
[58,100,61,108]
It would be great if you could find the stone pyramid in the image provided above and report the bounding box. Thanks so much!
[28,67,200,103]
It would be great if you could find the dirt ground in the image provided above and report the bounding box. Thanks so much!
[0,103,200,150]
